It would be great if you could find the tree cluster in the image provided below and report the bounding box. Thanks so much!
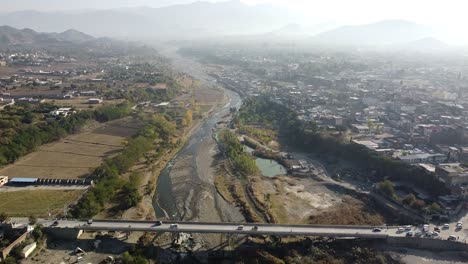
[219,129,259,176]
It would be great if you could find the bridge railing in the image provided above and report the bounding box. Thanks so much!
[90,219,385,230]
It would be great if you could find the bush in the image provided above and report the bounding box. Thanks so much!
[402,194,416,205]
[411,199,426,210]
[378,180,395,198]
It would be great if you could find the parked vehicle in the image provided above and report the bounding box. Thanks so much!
[170,224,178,229]
[406,231,413,237]
[443,223,450,229]
[404,225,412,231]
[448,235,457,241]
[425,231,433,237]
[397,227,405,233]
[87,219,93,225]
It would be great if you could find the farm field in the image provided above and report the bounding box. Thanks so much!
[0,117,143,179]
[0,190,84,217]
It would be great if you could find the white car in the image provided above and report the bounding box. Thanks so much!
[397,227,405,233]
[170,224,178,229]
[404,225,412,231]
[443,223,450,229]
[456,222,463,229]
[237,225,244,230]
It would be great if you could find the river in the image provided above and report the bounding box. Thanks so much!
[153,47,242,221]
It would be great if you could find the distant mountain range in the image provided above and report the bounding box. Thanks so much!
[0,26,94,46]
[0,1,452,50]
[0,26,158,59]
[310,20,433,46]
[0,0,304,38]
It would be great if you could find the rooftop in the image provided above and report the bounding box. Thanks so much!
[9,178,38,183]
[437,163,468,175]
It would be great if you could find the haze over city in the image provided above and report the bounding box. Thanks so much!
[1,0,468,44]
[0,0,467,263]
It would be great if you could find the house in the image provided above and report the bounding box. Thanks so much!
[395,153,446,164]
[351,124,370,134]
[352,139,379,150]
[88,98,103,104]
[435,163,468,186]
[22,242,36,258]
[0,176,8,186]
[49,108,73,117]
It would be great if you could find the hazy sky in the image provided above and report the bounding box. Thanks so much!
[2,0,468,43]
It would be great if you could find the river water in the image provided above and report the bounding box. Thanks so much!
[153,47,242,220]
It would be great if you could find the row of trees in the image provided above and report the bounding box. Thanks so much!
[70,114,176,218]
[219,129,259,176]
[378,180,442,214]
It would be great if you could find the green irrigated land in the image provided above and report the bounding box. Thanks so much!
[0,190,83,217]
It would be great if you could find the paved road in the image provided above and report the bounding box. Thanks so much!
[8,218,465,242]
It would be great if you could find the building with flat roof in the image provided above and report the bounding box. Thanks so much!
[396,153,446,164]
[435,163,468,186]
[8,178,38,185]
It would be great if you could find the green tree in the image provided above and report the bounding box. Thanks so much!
[2,256,17,264]
[28,215,38,225]
[378,180,395,197]
[402,193,416,205]
[0,212,9,223]
[32,227,43,241]
[429,202,441,213]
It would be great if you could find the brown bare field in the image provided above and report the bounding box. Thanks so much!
[0,190,83,217]
[0,117,143,179]
[195,86,224,104]
[251,177,344,224]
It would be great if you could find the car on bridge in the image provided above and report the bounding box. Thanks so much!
[237,225,244,230]
[372,228,382,232]
[155,221,163,226]
[170,224,178,229]
[252,226,258,231]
